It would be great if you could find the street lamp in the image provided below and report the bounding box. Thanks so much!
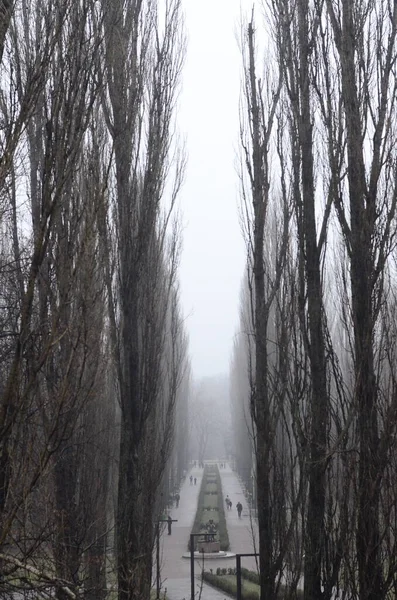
[189,533,206,600]
[155,517,177,600]
[235,553,260,600]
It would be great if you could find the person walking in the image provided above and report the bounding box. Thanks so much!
[194,477,197,485]
[168,515,173,535]
[175,492,180,507]
[236,501,243,518]
[190,475,193,485]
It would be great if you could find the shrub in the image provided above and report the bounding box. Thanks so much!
[241,567,259,585]
[215,465,230,551]
[202,572,259,600]
[203,571,303,600]
[188,465,209,550]
[188,465,230,551]
[202,572,236,597]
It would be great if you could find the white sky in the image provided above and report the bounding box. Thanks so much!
[178,1,252,379]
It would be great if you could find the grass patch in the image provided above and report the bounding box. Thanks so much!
[203,570,304,600]
[150,590,167,600]
[215,464,229,551]
[205,483,218,493]
[203,572,259,600]
[241,567,259,584]
[188,465,230,551]
[203,494,218,509]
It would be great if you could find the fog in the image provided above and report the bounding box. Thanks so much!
[188,374,232,461]
[178,0,253,379]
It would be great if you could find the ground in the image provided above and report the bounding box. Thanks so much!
[158,463,258,600]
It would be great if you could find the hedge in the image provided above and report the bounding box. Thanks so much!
[202,572,258,600]
[203,571,304,600]
[241,567,259,585]
[215,463,230,550]
[188,464,230,551]
[188,465,209,550]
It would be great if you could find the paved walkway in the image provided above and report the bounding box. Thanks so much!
[158,463,259,600]
[221,466,259,572]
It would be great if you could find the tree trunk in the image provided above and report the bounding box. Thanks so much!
[54,454,80,598]
[246,20,282,600]
[295,3,328,599]
[337,4,382,597]
[117,419,153,600]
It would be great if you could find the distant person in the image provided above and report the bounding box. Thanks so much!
[190,475,193,485]
[175,493,180,507]
[168,515,173,535]
[194,477,197,485]
[236,502,243,518]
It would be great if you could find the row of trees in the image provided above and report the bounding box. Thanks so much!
[231,2,397,600]
[0,2,190,599]
[189,375,232,464]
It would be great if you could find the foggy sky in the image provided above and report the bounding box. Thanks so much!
[178,0,252,379]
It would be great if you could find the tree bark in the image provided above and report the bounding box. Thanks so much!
[334,3,382,597]
[0,1,13,65]
[244,19,285,600]
[295,3,328,599]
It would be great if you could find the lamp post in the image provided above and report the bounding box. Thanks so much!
[235,553,260,600]
[189,533,206,600]
[155,518,178,600]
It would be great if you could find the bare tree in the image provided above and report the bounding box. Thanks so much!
[0,2,189,599]
[316,1,397,597]
[0,3,110,598]
[239,10,303,599]
[270,2,333,598]
[0,1,13,64]
[230,307,254,490]
[99,0,186,597]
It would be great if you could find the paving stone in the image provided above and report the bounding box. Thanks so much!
[158,463,259,600]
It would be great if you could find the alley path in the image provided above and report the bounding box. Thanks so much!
[220,464,259,572]
[159,463,259,600]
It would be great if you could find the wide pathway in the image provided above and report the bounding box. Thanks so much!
[221,464,259,572]
[158,463,258,600]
